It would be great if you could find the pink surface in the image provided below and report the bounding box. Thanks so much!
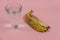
[0,0,60,40]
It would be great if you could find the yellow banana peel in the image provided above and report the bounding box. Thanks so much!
[24,10,50,32]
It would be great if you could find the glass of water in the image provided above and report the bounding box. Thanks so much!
[5,3,22,15]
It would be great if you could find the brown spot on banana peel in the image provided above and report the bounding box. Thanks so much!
[24,10,50,32]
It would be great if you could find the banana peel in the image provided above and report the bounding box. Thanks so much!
[24,10,50,32]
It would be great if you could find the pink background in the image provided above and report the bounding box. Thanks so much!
[0,0,60,40]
